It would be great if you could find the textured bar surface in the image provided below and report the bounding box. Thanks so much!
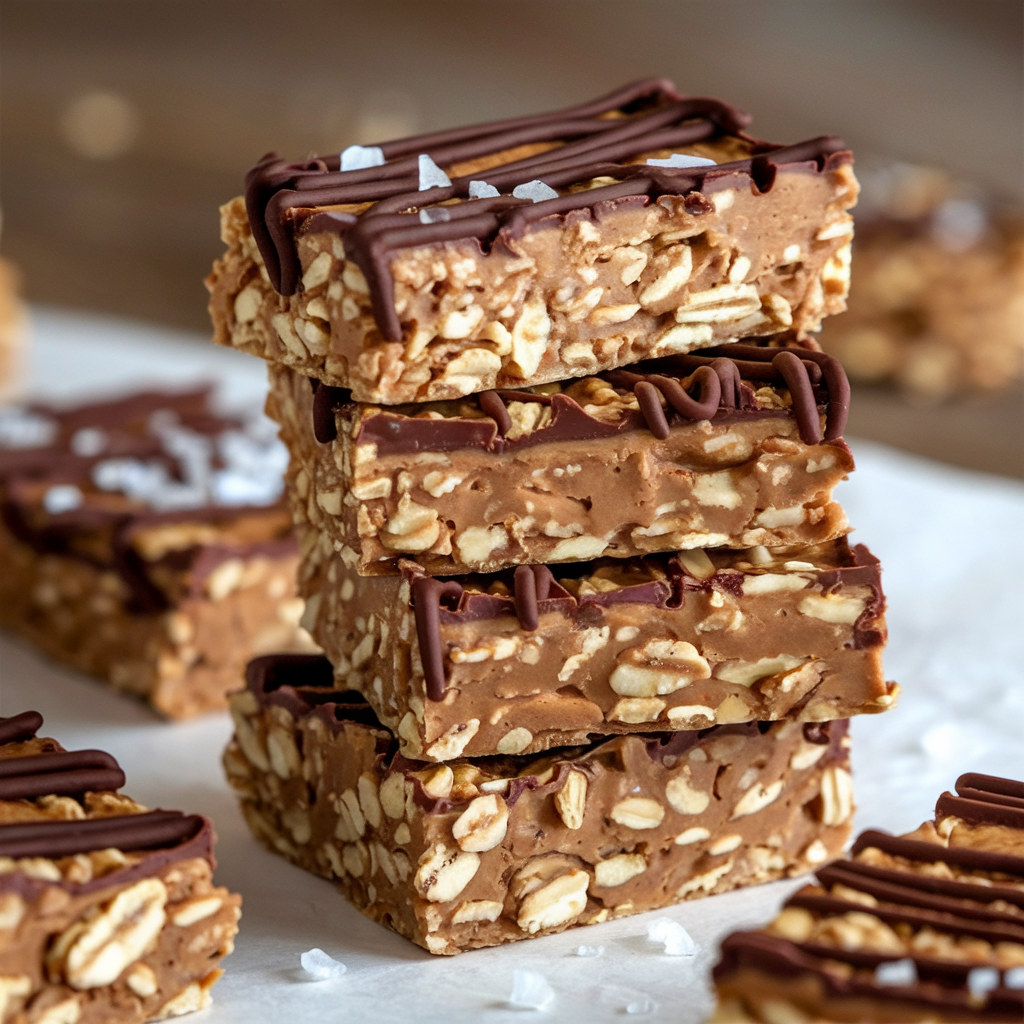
[208,79,857,403]
[0,388,318,718]
[299,529,891,760]
[712,772,1024,1023]
[224,654,854,955]
[270,340,854,575]
[0,712,240,1023]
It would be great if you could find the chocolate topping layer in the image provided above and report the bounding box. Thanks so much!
[0,386,294,611]
[243,78,850,341]
[407,539,881,701]
[328,338,850,456]
[0,710,215,875]
[0,710,43,745]
[0,749,125,799]
[714,770,1024,1021]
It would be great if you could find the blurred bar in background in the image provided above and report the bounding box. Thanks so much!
[1,0,1021,474]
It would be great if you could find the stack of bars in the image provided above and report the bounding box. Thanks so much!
[208,78,896,954]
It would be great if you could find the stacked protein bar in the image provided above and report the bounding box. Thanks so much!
[208,78,895,953]
[712,773,1024,1022]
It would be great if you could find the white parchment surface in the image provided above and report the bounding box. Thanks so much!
[2,307,1022,1023]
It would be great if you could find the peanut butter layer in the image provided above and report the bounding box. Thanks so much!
[0,711,240,1023]
[712,773,1024,1023]
[0,388,318,718]
[270,340,853,575]
[299,527,892,761]
[225,654,854,956]
[208,79,856,404]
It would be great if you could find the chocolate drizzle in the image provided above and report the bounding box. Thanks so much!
[243,78,851,341]
[348,339,850,455]
[607,364,721,440]
[478,391,513,436]
[0,711,43,745]
[512,564,556,630]
[0,710,213,878]
[0,810,204,860]
[411,578,466,700]
[0,749,125,800]
[715,770,1024,1018]
[407,538,880,701]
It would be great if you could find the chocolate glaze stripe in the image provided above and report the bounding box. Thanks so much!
[937,792,1024,831]
[817,861,1024,924]
[243,78,851,341]
[478,391,512,436]
[0,810,204,859]
[344,342,849,455]
[678,344,849,443]
[957,772,1024,812]
[607,364,721,440]
[828,859,1024,912]
[0,711,43,746]
[852,828,1024,878]
[0,748,126,799]
[409,543,879,701]
[786,890,1024,946]
[412,578,465,701]
[0,749,119,778]
[512,564,555,631]
[715,932,1024,1019]
[339,140,848,343]
[246,81,712,290]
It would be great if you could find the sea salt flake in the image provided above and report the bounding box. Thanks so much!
[43,485,83,515]
[512,180,559,203]
[71,427,107,457]
[419,207,451,224]
[968,966,1000,999]
[625,996,659,1015]
[645,917,698,956]
[574,945,603,957]
[418,154,451,190]
[1004,966,1024,989]
[0,409,57,449]
[931,198,986,253]
[300,947,346,981]
[874,958,918,987]
[509,969,555,1010]
[646,153,716,169]
[341,145,385,172]
[469,180,501,199]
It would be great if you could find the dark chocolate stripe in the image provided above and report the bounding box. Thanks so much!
[937,792,1024,831]
[348,341,849,455]
[0,749,125,799]
[478,391,512,436]
[411,577,465,701]
[852,829,1024,878]
[0,810,204,859]
[786,890,1024,945]
[958,773,1024,801]
[0,711,43,746]
[244,79,850,342]
[818,861,1024,924]
[0,749,119,778]
[714,932,1024,1020]
[512,564,555,631]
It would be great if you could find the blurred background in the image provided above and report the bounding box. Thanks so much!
[2,0,1022,474]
